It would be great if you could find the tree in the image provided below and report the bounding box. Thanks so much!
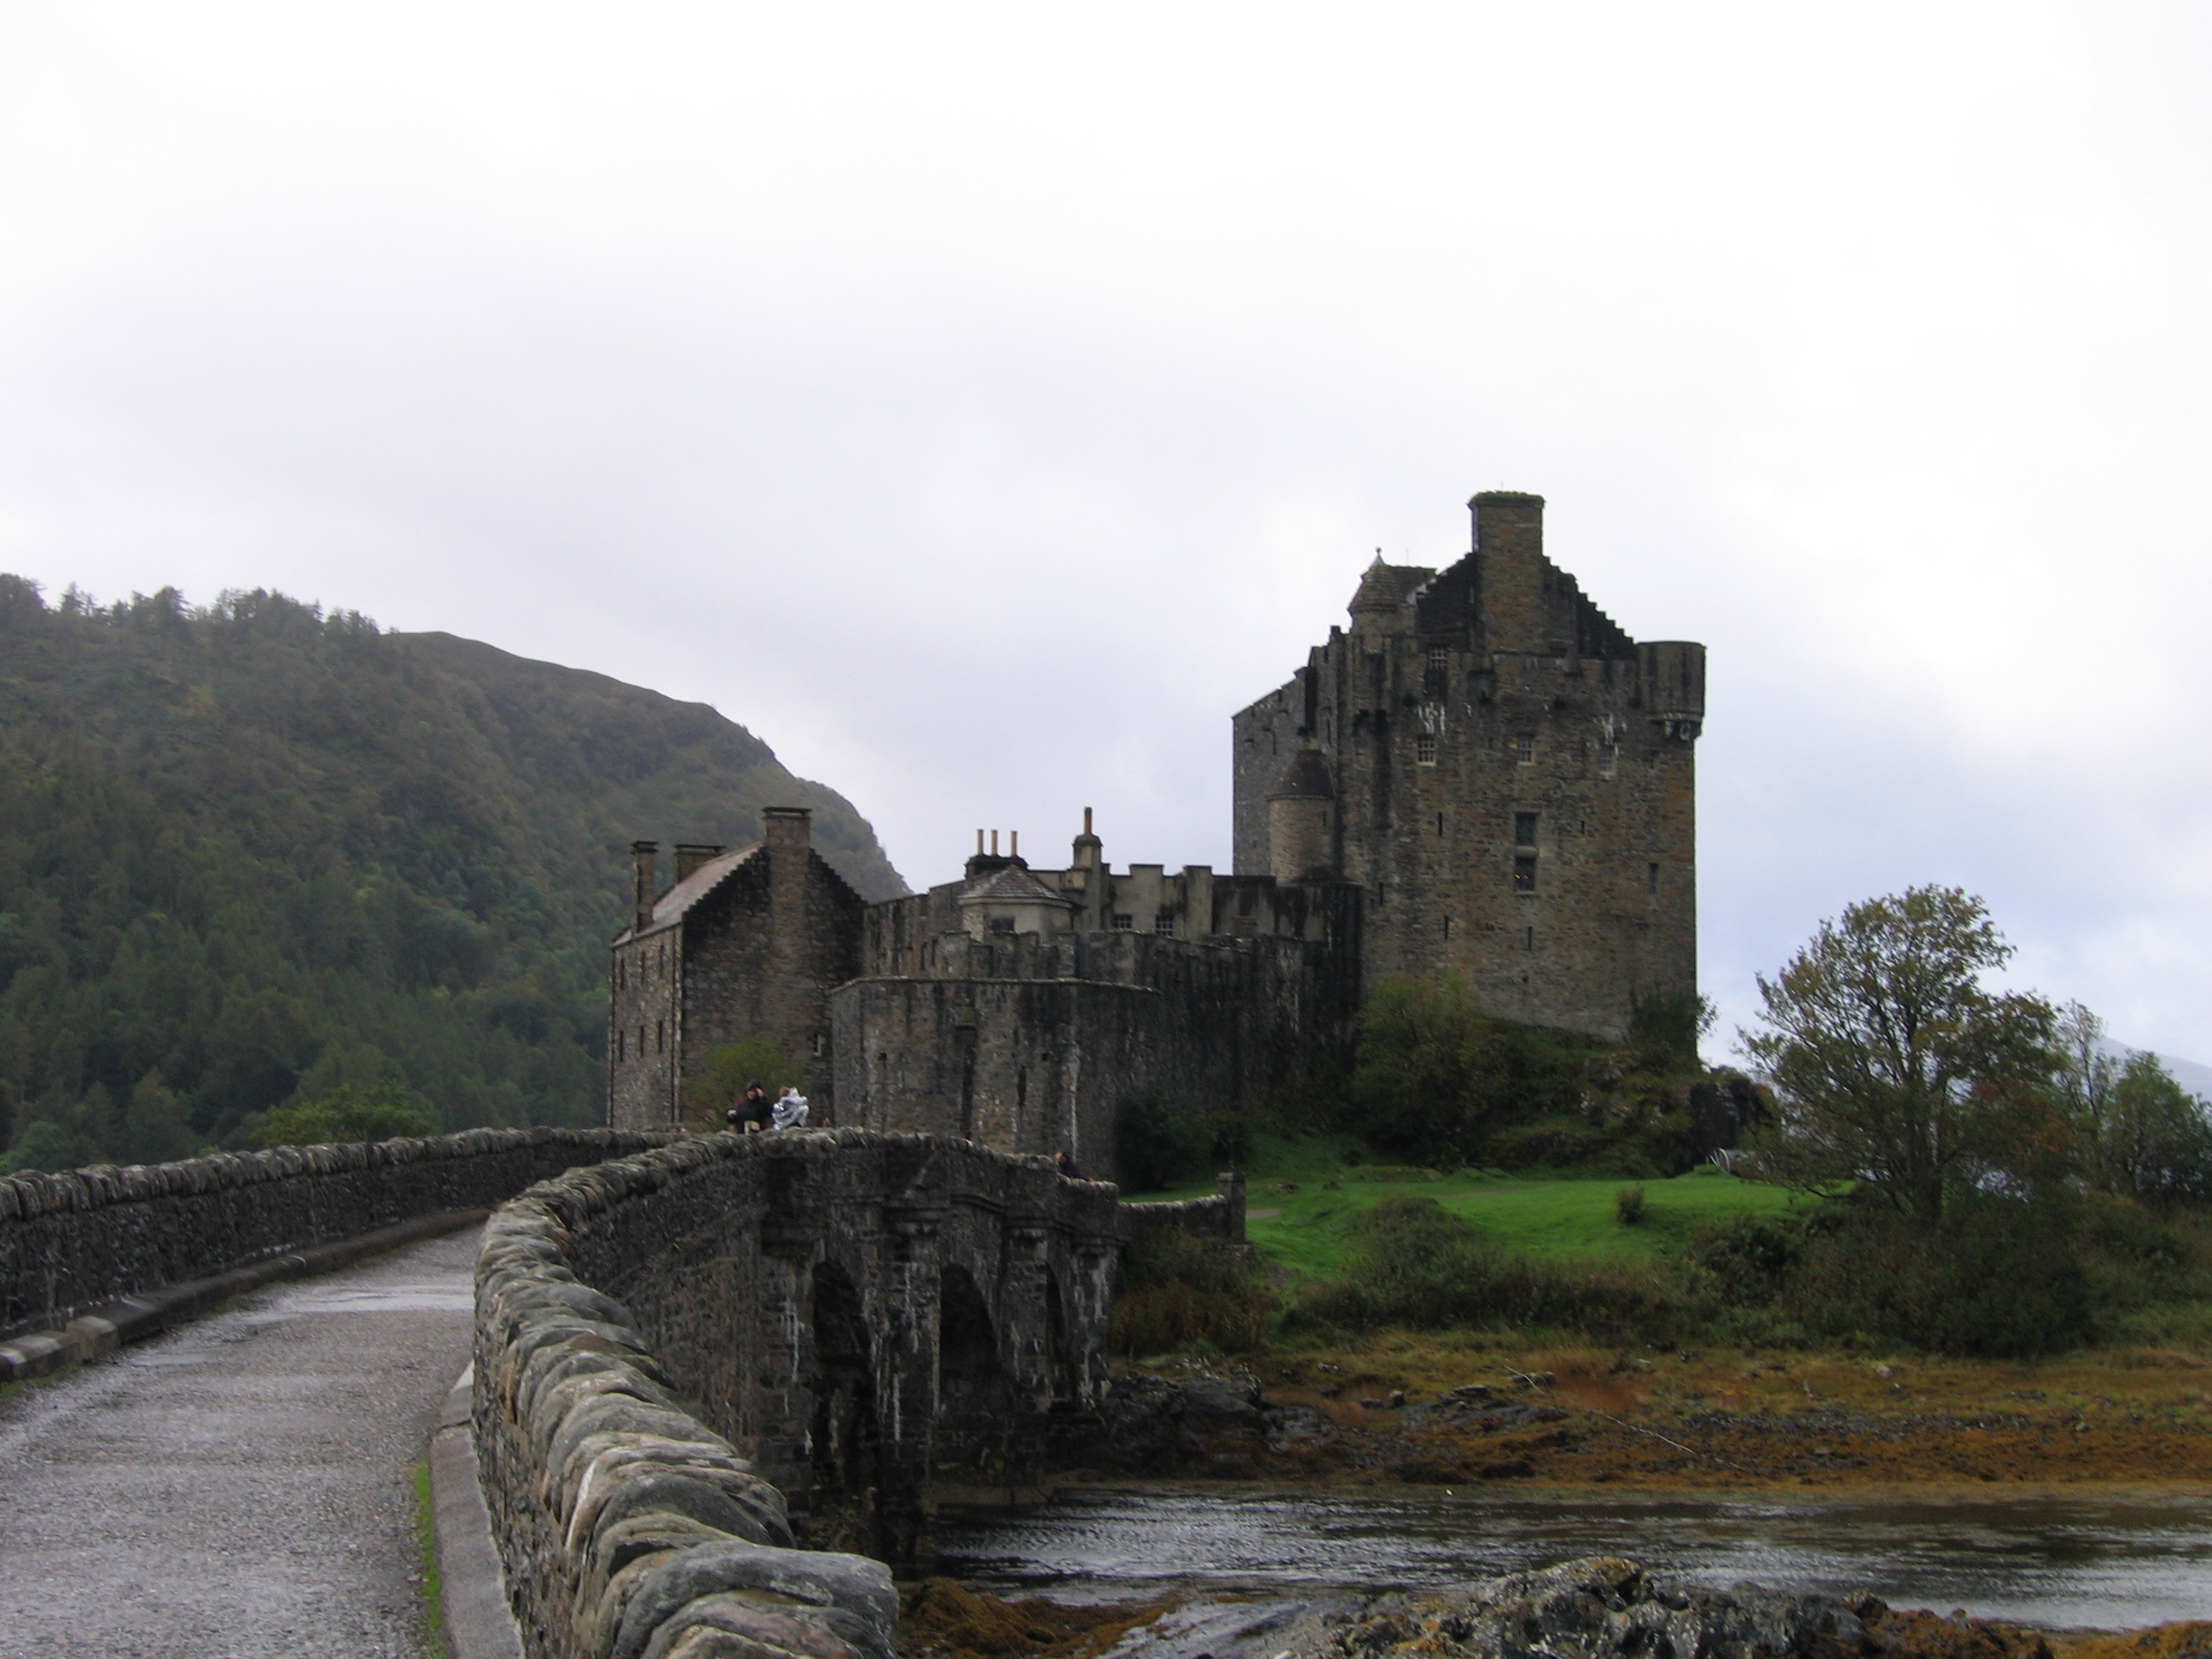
[1743,886,2058,1226]
[253,1082,434,1148]
[679,1038,804,1132]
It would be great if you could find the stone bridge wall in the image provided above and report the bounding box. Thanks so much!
[0,1127,663,1341]
[473,1129,1122,1659]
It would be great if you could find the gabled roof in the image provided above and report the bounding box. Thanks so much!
[619,845,757,942]
[958,862,1076,908]
[1348,556,1437,614]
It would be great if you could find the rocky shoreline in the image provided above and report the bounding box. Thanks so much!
[906,1556,2210,1659]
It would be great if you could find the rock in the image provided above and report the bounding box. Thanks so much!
[1245,1557,2069,1659]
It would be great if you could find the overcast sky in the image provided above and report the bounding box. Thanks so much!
[3,2,2207,1061]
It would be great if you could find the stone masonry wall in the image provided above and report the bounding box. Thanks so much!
[1231,493,1702,1043]
[830,931,1356,1182]
[0,1126,662,1341]
[471,1130,1121,1658]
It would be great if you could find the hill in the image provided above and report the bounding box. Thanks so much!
[0,576,905,1167]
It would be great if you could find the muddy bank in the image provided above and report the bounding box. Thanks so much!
[905,1557,2212,1659]
[1070,1359,2212,1491]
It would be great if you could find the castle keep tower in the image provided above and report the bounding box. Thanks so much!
[1231,492,1703,1042]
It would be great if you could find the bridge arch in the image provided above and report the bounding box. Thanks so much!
[805,1260,881,1553]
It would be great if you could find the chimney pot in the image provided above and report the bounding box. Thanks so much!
[673,842,725,882]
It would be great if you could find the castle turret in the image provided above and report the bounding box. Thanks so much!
[1266,748,1336,883]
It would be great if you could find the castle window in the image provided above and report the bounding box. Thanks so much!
[617,958,626,990]
[1511,735,1535,765]
[1598,741,1618,777]
[1423,645,1447,696]
[1648,861,1660,894]
[1513,812,1537,847]
[1442,916,1452,940]
[1111,913,1134,931]
[1415,733,1438,765]
[1435,812,1445,836]
[988,917,1015,934]
[1154,911,1175,935]
[655,1020,665,1054]
[638,1024,647,1058]
[1524,926,1535,951]
[1514,855,1537,894]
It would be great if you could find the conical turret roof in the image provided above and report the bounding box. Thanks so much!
[1348,556,1437,614]
[1267,747,1336,800]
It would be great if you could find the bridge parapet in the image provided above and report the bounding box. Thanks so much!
[473,1128,1124,1659]
[0,1126,665,1342]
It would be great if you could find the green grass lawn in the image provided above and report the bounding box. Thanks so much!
[1126,1137,1806,1283]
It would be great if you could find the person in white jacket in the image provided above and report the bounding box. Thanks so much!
[771,1086,810,1130]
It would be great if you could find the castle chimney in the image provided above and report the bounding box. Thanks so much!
[673,842,725,882]
[1470,491,1548,655]
[1010,830,1018,859]
[1071,807,1105,930]
[991,830,999,856]
[631,841,659,934]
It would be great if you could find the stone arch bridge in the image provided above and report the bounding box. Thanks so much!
[519,1128,1149,1561]
[1,1125,1240,1658]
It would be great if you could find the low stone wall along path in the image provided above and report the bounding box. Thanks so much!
[0,1226,479,1657]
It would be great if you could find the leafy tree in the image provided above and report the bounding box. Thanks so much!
[253,1083,435,1148]
[2095,1055,2212,1208]
[680,1038,804,1132]
[2052,1003,2212,1208]
[1743,886,2060,1226]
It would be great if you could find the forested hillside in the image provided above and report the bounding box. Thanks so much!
[0,576,905,1169]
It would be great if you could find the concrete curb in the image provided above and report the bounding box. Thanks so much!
[432,1365,527,1659]
[0,1207,492,1384]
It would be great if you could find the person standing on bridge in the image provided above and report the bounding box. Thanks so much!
[771,1086,809,1129]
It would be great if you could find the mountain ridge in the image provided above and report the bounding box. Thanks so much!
[0,575,905,1168]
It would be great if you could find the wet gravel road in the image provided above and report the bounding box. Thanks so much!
[0,1226,479,1657]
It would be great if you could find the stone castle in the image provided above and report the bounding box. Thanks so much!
[608,492,1705,1179]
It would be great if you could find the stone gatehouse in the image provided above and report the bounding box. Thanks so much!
[607,491,1705,1179]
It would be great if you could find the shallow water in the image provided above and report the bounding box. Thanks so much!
[936,1485,2212,1628]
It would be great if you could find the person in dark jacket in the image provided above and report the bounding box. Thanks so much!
[1054,1150,1087,1181]
[725,1082,771,1133]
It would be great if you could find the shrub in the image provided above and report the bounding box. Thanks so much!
[681,1038,805,1131]
[1782,1196,2092,1357]
[1689,1213,1805,1306]
[1628,989,1715,1074]
[1344,978,1604,1166]
[1615,1185,1646,1226]
[1289,1197,1678,1342]
[1109,1227,1277,1354]
[1115,1090,1221,1192]
[253,1082,434,1148]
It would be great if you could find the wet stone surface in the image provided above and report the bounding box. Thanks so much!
[0,1228,476,1657]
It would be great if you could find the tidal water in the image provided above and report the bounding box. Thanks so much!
[935,1485,2212,1629]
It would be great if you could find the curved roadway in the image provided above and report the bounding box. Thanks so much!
[0,1227,480,1657]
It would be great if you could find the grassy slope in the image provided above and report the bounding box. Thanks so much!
[1246,1168,1803,1279]
[1126,1135,1802,1281]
